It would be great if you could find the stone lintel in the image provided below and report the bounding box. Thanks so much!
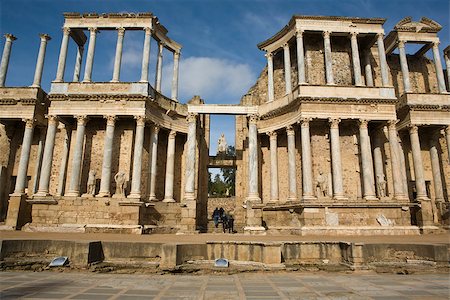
[118,201,145,207]
[188,104,258,115]
[27,198,58,205]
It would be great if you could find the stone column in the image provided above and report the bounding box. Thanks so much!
[31,34,51,87]
[155,42,164,93]
[97,116,117,197]
[372,130,385,197]
[283,43,292,94]
[13,119,34,195]
[350,32,362,86]
[431,42,446,93]
[66,115,88,197]
[82,27,97,83]
[300,118,315,200]
[398,40,411,93]
[323,31,334,85]
[129,116,146,199]
[267,131,279,202]
[247,114,260,202]
[377,33,390,87]
[163,130,176,202]
[31,129,45,194]
[184,113,197,200]
[444,49,450,91]
[363,50,374,87]
[34,115,59,196]
[140,27,152,82]
[429,132,444,202]
[446,126,450,161]
[171,51,180,101]
[56,125,71,196]
[72,46,84,82]
[0,34,17,87]
[387,121,408,200]
[409,125,428,200]
[266,52,274,102]
[286,126,297,201]
[148,125,160,201]
[397,135,409,196]
[111,28,125,82]
[359,119,377,200]
[55,28,70,82]
[329,118,345,199]
[296,30,306,84]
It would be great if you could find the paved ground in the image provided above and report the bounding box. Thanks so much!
[0,271,448,299]
[1,231,449,245]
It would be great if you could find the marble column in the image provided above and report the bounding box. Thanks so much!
[111,28,125,82]
[13,119,34,195]
[82,27,97,83]
[446,126,450,161]
[97,116,117,197]
[184,113,197,200]
[444,49,450,91]
[31,129,45,194]
[247,114,260,202]
[323,31,334,85]
[171,51,180,101]
[296,30,306,84]
[409,125,428,200]
[0,34,17,87]
[56,125,71,196]
[431,42,446,93]
[300,118,315,200]
[429,132,444,202]
[31,34,51,87]
[363,50,374,87]
[129,116,146,199]
[398,135,409,196]
[267,131,279,202]
[359,119,377,200]
[72,46,84,82]
[55,28,70,82]
[377,33,390,87]
[140,27,152,82]
[35,116,59,196]
[155,42,164,92]
[283,43,292,94]
[398,40,411,93]
[372,130,385,198]
[148,125,160,201]
[66,115,88,197]
[387,121,408,200]
[350,32,363,86]
[329,118,345,199]
[163,130,176,202]
[286,126,297,201]
[266,52,274,102]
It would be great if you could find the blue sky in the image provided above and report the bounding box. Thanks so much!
[1,0,449,157]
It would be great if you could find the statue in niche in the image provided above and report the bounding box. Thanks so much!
[114,172,126,196]
[217,133,227,155]
[377,174,386,198]
[316,171,328,198]
[87,170,96,196]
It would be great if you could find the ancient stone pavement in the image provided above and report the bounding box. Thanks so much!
[1,271,449,299]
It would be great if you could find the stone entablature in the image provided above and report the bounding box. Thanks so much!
[0,87,49,125]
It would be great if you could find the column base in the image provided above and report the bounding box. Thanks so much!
[302,195,317,201]
[393,195,410,202]
[112,193,126,199]
[65,191,80,197]
[81,193,95,198]
[162,198,175,203]
[415,195,430,202]
[287,196,298,202]
[246,194,261,203]
[364,195,379,201]
[333,195,348,200]
[127,193,142,200]
[96,192,111,198]
[243,226,266,235]
[33,191,51,197]
[148,195,158,202]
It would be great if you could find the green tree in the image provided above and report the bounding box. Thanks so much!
[221,145,236,196]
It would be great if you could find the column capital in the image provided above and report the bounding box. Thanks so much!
[398,40,406,48]
[152,124,160,134]
[75,115,88,126]
[376,33,384,39]
[387,119,398,129]
[168,130,177,139]
[158,42,164,53]
[265,51,273,59]
[248,114,259,124]
[117,27,126,36]
[4,33,17,41]
[39,33,51,41]
[23,118,35,128]
[286,125,295,136]
[408,124,419,134]
[283,42,289,49]
[88,27,98,34]
[62,27,71,35]
[445,126,450,134]
[144,27,152,34]
[186,113,197,123]
[350,31,358,38]
[432,41,440,48]
[323,31,331,38]
[134,115,146,127]
[174,51,181,59]
[267,131,277,139]
[105,115,117,126]
[295,29,304,37]
[300,117,312,127]
[47,115,59,125]
[328,118,341,129]
[358,119,369,128]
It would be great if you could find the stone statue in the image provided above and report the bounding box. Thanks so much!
[316,171,327,198]
[217,133,227,154]
[225,187,230,197]
[377,174,386,198]
[87,170,96,196]
[114,171,126,196]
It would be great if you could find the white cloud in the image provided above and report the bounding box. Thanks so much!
[162,56,256,104]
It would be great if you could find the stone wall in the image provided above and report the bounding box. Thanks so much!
[207,197,236,218]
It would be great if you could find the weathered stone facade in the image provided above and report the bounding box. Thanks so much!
[0,13,448,235]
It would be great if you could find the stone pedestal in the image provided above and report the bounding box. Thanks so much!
[179,199,197,233]
[5,195,31,230]
[243,202,266,235]
[416,200,435,228]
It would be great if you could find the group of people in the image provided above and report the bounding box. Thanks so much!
[212,207,235,233]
